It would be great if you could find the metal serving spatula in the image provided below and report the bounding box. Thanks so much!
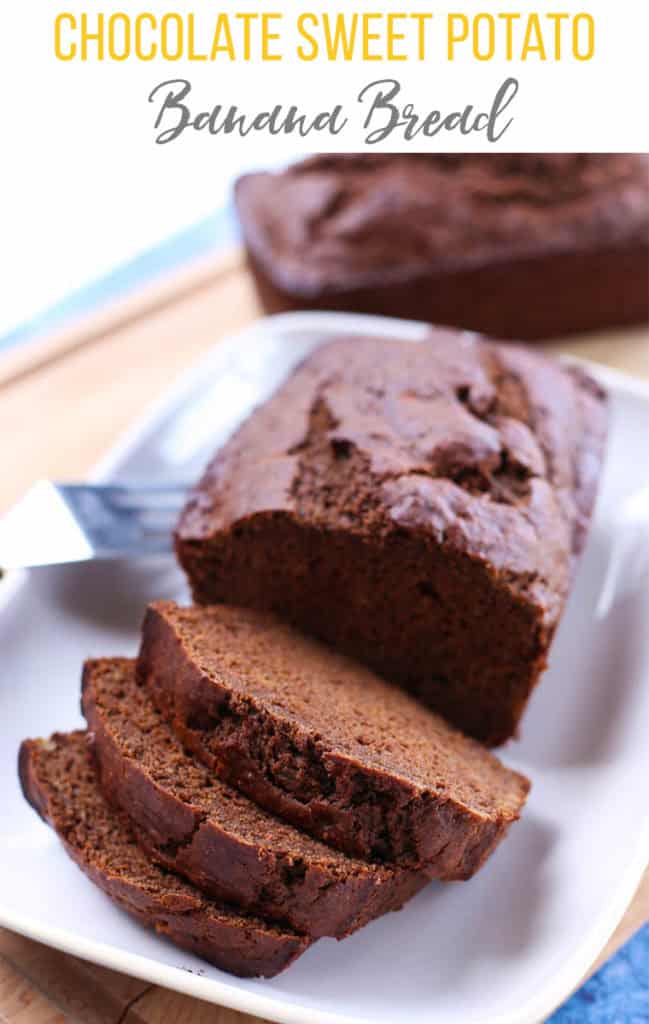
[0,481,189,569]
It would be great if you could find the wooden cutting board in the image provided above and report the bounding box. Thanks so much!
[1,251,648,1024]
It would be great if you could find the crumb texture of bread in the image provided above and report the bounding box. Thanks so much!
[235,154,649,338]
[176,331,608,745]
[137,602,530,873]
[18,731,310,978]
[82,657,427,938]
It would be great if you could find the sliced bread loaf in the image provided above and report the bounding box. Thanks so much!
[176,331,607,744]
[82,657,427,938]
[138,602,530,874]
[18,731,310,977]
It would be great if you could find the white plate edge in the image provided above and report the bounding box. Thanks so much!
[2,816,649,1024]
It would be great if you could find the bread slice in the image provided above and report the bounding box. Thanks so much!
[175,332,607,745]
[82,657,427,939]
[18,731,310,977]
[138,602,530,874]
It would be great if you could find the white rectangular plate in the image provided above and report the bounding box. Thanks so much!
[2,312,649,1024]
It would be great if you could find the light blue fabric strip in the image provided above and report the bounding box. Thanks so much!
[0,203,238,355]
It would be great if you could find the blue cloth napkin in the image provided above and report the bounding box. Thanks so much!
[549,921,649,1022]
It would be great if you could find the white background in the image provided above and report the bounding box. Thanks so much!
[0,0,647,337]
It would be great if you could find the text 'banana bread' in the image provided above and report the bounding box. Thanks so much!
[176,332,608,744]
[137,602,530,873]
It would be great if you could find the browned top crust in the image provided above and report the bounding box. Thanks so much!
[178,331,608,634]
[235,154,649,295]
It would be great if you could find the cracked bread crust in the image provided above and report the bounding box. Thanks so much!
[236,154,649,339]
[82,657,427,939]
[137,602,530,873]
[176,332,608,745]
[18,731,310,978]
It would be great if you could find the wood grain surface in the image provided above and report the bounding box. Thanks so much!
[1,251,648,1024]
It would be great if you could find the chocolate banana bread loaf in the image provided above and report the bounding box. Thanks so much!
[82,657,427,938]
[176,331,608,745]
[235,154,649,339]
[19,731,309,977]
[137,602,530,872]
